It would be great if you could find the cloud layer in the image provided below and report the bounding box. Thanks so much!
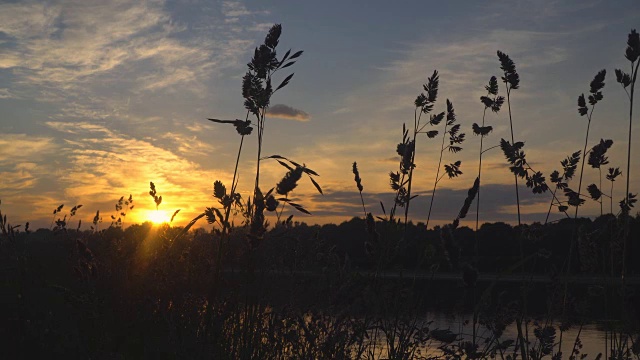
[268,104,310,121]
[1,0,637,230]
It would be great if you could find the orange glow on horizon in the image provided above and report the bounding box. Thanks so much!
[142,209,171,224]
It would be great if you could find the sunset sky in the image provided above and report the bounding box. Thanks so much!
[1,0,639,230]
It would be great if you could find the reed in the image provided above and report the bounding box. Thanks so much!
[472,75,504,258]
[614,29,640,280]
[389,70,441,224]
[497,50,522,226]
[573,69,606,219]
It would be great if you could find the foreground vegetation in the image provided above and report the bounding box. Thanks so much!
[1,217,639,358]
[2,25,640,359]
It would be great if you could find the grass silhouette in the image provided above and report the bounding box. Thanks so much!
[473,75,504,257]
[615,29,640,281]
[497,50,522,227]
[2,26,640,360]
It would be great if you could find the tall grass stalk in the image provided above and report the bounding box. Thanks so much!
[599,167,604,215]
[497,51,522,226]
[352,162,367,218]
[472,76,504,258]
[403,71,441,227]
[496,55,528,353]
[227,115,248,228]
[470,76,503,356]
[244,26,303,204]
[219,117,247,277]
[424,99,465,230]
[615,29,640,280]
[49,204,63,229]
[176,24,305,281]
[206,114,252,231]
[574,70,606,220]
[388,70,440,225]
[607,167,622,214]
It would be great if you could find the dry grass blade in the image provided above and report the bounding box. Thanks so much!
[172,212,206,242]
[453,177,480,229]
[308,176,323,195]
[170,209,180,223]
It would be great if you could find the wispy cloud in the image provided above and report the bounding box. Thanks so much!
[0,0,272,121]
[1,1,172,85]
[0,135,56,207]
[222,1,253,18]
[0,163,38,192]
[0,88,16,99]
[36,121,236,227]
[160,132,217,157]
[184,121,214,133]
[268,104,310,121]
[0,134,57,164]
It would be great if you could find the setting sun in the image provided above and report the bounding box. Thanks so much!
[145,210,171,224]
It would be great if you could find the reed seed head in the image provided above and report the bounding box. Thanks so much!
[606,167,622,181]
[625,29,640,63]
[352,162,363,192]
[276,166,303,195]
[497,51,520,90]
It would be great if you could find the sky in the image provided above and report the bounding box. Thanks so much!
[1,0,639,230]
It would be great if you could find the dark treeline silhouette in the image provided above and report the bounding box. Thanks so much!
[12,214,640,278]
[261,215,640,275]
[2,215,640,357]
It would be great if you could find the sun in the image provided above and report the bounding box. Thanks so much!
[147,210,170,224]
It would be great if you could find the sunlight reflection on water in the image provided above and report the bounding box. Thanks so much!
[366,312,625,358]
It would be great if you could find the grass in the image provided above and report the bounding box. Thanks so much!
[615,30,640,281]
[473,75,504,258]
[2,26,640,360]
[497,50,522,227]
[574,70,606,219]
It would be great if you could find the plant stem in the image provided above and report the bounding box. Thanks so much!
[611,179,614,214]
[565,105,596,296]
[222,137,245,234]
[276,194,288,223]
[389,150,408,222]
[475,106,489,262]
[622,60,639,281]
[217,112,249,282]
[504,82,528,290]
[254,107,266,199]
[599,167,603,216]
[253,69,273,201]
[425,121,448,230]
[403,109,421,228]
[545,187,558,224]
[358,190,367,219]
[575,106,596,220]
[505,85,521,227]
